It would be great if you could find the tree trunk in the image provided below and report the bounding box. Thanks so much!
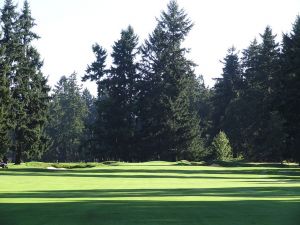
[15,146,22,165]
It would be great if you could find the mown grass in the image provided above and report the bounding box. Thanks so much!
[0,161,299,225]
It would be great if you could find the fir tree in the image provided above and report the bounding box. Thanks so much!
[0,41,11,157]
[138,0,205,160]
[107,26,139,161]
[211,131,233,161]
[280,16,300,162]
[82,44,107,98]
[80,88,97,161]
[45,74,87,162]
[84,26,139,161]
[240,27,285,161]
[11,1,50,164]
[211,47,243,155]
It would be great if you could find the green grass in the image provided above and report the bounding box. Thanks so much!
[0,161,299,225]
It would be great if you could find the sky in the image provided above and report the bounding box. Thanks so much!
[3,0,300,95]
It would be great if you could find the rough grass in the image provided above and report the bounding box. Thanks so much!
[0,161,299,225]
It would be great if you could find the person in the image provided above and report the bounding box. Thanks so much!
[0,156,8,169]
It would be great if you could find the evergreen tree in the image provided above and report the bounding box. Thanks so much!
[253,27,284,161]
[169,75,206,160]
[45,74,87,162]
[0,0,19,159]
[211,47,242,156]
[13,1,50,163]
[80,88,97,161]
[83,26,139,161]
[82,44,107,98]
[138,0,205,160]
[280,16,300,162]
[239,39,262,157]
[211,131,233,161]
[0,0,19,61]
[82,44,108,160]
[106,26,139,161]
[240,27,285,161]
[0,0,50,163]
[0,41,11,157]
[194,76,212,127]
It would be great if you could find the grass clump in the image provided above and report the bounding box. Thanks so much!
[51,162,96,169]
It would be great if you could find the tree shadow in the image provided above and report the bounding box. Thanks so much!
[1,187,300,199]
[1,167,300,225]
[1,167,300,181]
[0,199,299,225]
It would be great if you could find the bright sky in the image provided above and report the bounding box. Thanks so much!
[7,0,300,95]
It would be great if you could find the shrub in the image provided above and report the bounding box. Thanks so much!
[211,131,233,160]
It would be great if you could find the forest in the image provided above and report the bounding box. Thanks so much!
[0,0,299,164]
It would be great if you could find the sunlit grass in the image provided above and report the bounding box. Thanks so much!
[0,162,299,225]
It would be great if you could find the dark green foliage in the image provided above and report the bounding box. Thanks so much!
[279,16,300,162]
[242,27,285,161]
[0,0,50,164]
[80,89,97,161]
[138,0,205,161]
[13,1,50,164]
[105,26,139,161]
[210,25,299,162]
[45,74,88,162]
[0,42,11,156]
[82,44,107,97]
[1,0,299,163]
[211,47,243,156]
[84,26,140,161]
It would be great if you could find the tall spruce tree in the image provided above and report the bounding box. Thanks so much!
[83,26,139,161]
[107,26,139,161]
[139,0,205,160]
[280,16,300,162]
[240,27,285,161]
[82,44,108,160]
[14,1,50,163]
[254,27,285,161]
[80,88,97,161]
[239,39,262,157]
[0,0,50,163]
[0,40,11,157]
[211,47,243,155]
[45,74,87,162]
[0,0,18,159]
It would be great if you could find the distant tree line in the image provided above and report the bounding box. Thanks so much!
[0,0,299,164]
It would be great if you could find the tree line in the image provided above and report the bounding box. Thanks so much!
[0,0,299,164]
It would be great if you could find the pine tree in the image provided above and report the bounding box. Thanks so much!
[138,0,205,160]
[82,44,109,160]
[84,26,139,161]
[10,1,50,164]
[169,75,206,160]
[254,27,285,161]
[280,16,300,162]
[0,0,19,61]
[82,44,107,98]
[211,47,242,155]
[239,39,262,157]
[239,27,285,161]
[45,74,87,162]
[107,26,139,161]
[211,131,233,161]
[0,41,11,157]
[80,88,97,161]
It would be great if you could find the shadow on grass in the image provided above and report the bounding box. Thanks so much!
[1,167,300,181]
[0,199,299,225]
[1,187,300,199]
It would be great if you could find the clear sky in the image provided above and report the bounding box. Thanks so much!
[5,0,300,95]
